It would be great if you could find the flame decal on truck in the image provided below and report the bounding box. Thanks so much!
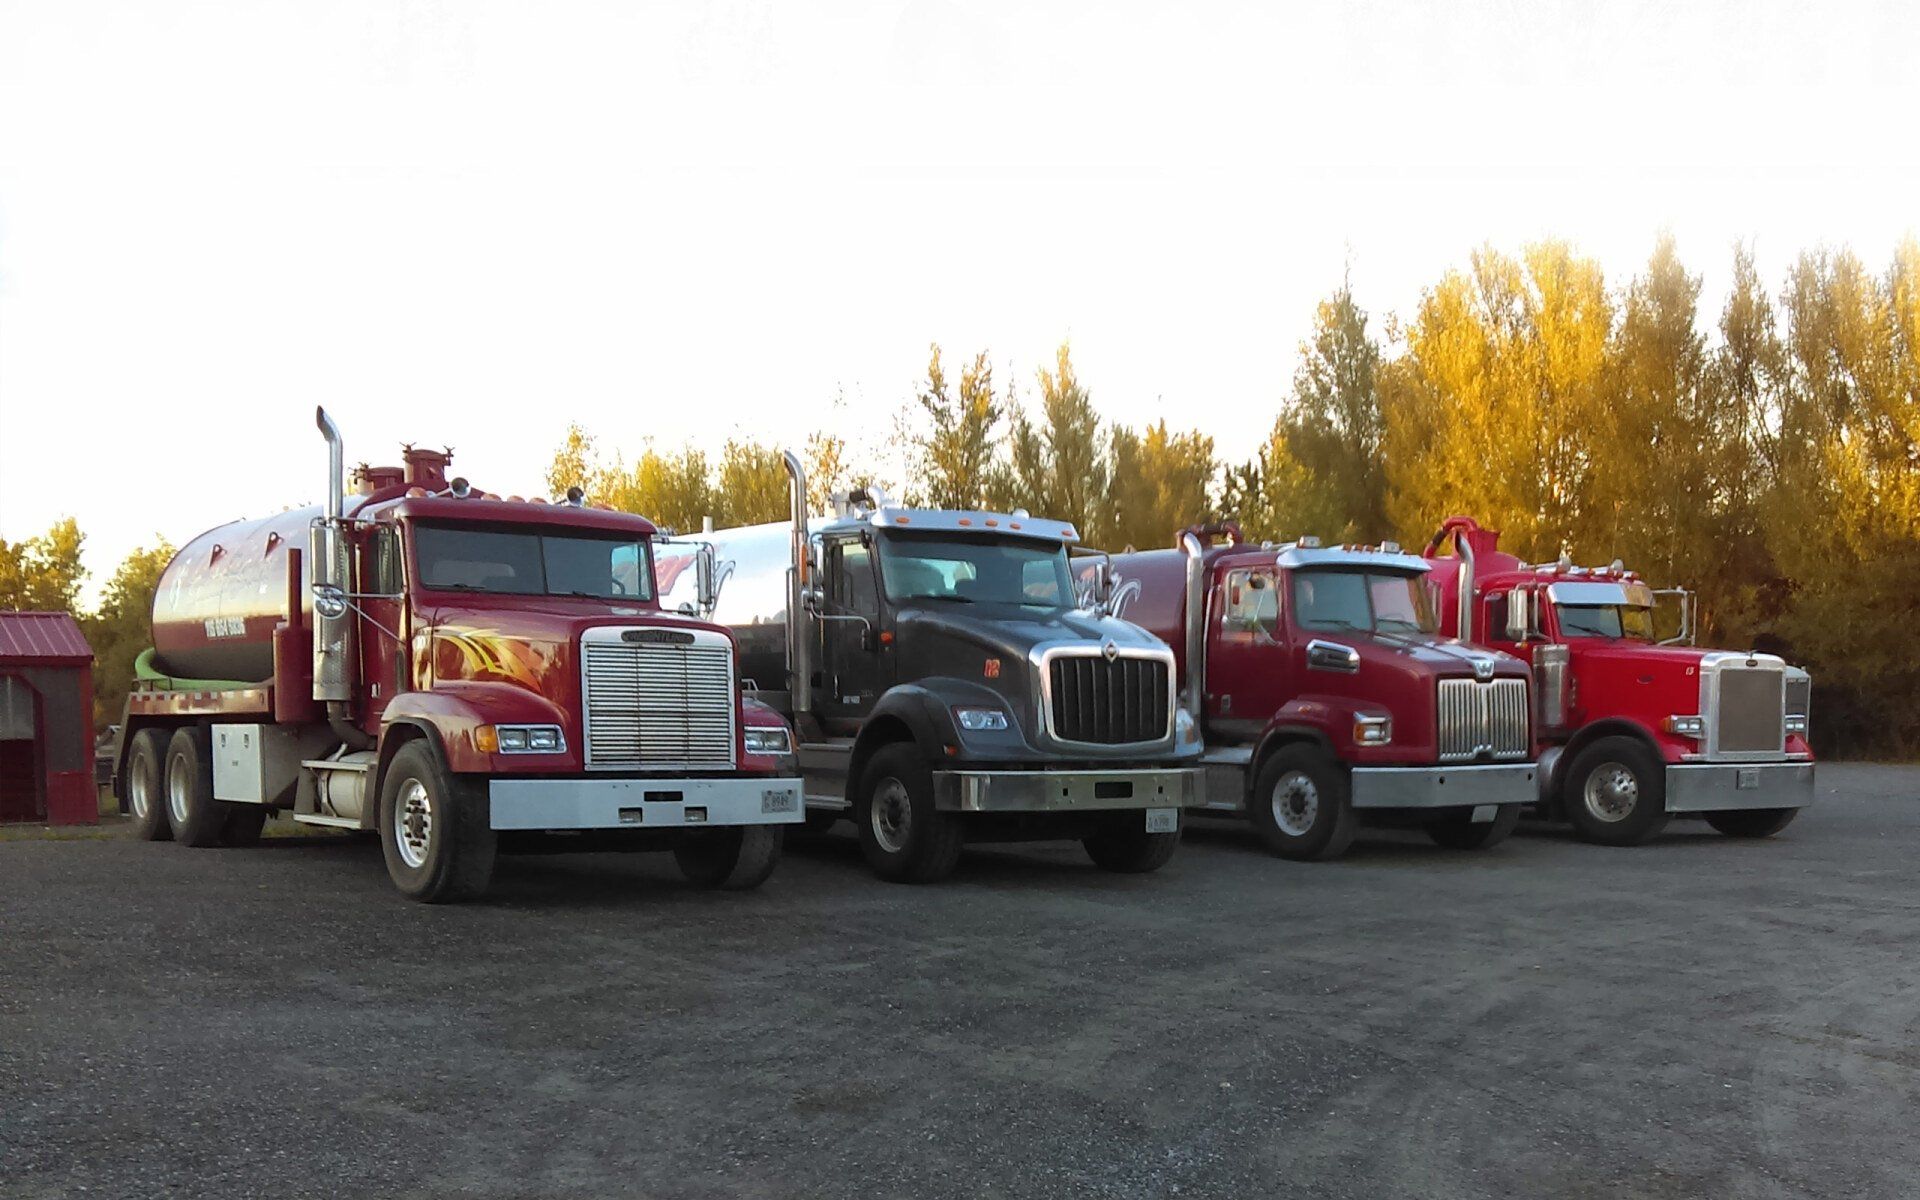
[431,627,549,690]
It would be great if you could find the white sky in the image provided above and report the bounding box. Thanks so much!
[2,0,1915,600]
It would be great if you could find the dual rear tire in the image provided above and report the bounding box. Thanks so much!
[125,725,268,847]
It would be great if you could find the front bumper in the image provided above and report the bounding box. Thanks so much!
[1664,761,1815,813]
[1350,762,1537,809]
[933,766,1205,814]
[487,776,805,831]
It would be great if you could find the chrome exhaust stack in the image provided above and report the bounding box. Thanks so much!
[782,451,812,717]
[1425,521,1476,641]
[1179,530,1207,724]
[311,407,369,748]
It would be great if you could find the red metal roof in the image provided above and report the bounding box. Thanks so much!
[0,611,93,665]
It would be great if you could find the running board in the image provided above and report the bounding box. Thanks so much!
[290,813,365,830]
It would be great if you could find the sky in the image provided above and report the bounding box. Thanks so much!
[1,0,1915,601]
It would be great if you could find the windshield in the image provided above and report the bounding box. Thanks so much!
[1555,603,1654,641]
[877,531,1074,608]
[413,524,654,601]
[1292,569,1438,635]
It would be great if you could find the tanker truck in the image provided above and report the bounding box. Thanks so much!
[1424,515,1814,845]
[109,409,804,901]
[1093,525,1536,860]
[655,457,1206,883]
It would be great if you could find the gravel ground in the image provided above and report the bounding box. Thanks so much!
[2,763,1916,1200]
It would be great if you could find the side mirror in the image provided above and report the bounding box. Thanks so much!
[694,544,718,616]
[1505,590,1530,641]
[801,584,824,614]
[312,584,349,620]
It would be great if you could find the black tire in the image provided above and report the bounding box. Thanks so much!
[674,825,785,889]
[1248,743,1359,861]
[1425,802,1522,850]
[1562,736,1670,846]
[378,741,497,903]
[1705,808,1799,838]
[855,743,964,883]
[124,728,173,842]
[1083,812,1181,873]
[223,806,269,847]
[164,726,227,848]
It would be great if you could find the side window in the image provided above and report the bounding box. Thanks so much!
[1484,592,1508,641]
[1221,568,1279,639]
[369,527,404,595]
[830,540,879,617]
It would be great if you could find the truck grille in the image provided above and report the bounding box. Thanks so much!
[582,641,736,768]
[1048,654,1170,745]
[1437,677,1530,762]
[1715,667,1784,754]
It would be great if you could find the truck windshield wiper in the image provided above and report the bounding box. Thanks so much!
[901,592,972,603]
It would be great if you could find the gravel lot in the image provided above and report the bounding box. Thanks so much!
[2,763,1916,1199]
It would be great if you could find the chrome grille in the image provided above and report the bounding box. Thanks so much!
[1437,677,1530,763]
[1715,668,1784,754]
[1048,654,1171,745]
[582,640,736,768]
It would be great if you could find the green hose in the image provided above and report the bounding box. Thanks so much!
[133,647,257,691]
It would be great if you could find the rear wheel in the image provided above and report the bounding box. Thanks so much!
[378,741,496,903]
[1425,803,1521,850]
[1563,736,1670,846]
[124,728,172,842]
[855,743,964,883]
[1083,813,1181,873]
[1248,743,1358,861]
[1705,808,1799,838]
[164,726,227,848]
[674,825,784,889]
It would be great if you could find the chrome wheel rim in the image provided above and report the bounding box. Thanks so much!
[130,753,154,821]
[394,778,434,869]
[870,778,912,854]
[1582,761,1639,823]
[1271,770,1319,837]
[166,753,191,826]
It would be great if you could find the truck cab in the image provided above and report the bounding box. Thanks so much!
[665,457,1205,883]
[1425,515,1815,845]
[1101,526,1537,860]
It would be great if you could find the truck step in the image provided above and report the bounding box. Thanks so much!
[302,758,371,773]
[291,812,369,830]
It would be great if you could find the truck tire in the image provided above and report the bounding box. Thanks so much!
[378,741,497,903]
[1705,808,1799,838]
[1083,814,1181,873]
[1563,736,1670,846]
[1248,743,1358,861]
[164,725,228,848]
[223,806,269,847]
[674,825,785,889]
[856,743,964,883]
[1425,803,1521,850]
[125,728,173,842]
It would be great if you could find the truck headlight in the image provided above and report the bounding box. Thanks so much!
[1353,714,1392,745]
[1664,715,1705,739]
[743,726,793,755]
[477,724,566,754]
[1784,714,1808,736]
[954,706,1010,732]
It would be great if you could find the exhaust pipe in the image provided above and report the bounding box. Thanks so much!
[1425,520,1475,641]
[782,451,811,717]
[318,407,345,521]
[311,407,371,748]
[1179,530,1207,724]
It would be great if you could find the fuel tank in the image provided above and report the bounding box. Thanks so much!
[151,506,320,681]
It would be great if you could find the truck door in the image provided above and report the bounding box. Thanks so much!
[357,525,409,726]
[1209,565,1285,742]
[814,533,886,736]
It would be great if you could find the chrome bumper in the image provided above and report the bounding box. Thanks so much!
[487,776,805,830]
[1350,762,1537,809]
[933,766,1205,814]
[1664,761,1815,813]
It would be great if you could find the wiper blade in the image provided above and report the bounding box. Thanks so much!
[901,592,972,603]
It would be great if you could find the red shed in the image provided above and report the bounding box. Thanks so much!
[0,611,96,825]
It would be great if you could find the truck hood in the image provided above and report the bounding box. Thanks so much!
[1348,630,1527,680]
[420,600,732,696]
[899,602,1167,663]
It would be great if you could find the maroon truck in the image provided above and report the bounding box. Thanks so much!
[1096,525,1537,859]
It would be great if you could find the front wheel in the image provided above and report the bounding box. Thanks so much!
[1083,813,1181,874]
[378,741,497,903]
[855,744,964,883]
[1248,744,1358,861]
[124,728,173,842]
[674,825,785,889]
[1563,736,1670,846]
[1705,808,1799,838]
[1425,803,1521,850]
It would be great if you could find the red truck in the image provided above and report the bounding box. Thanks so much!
[111,409,803,901]
[1099,525,1536,860]
[1424,516,1814,845]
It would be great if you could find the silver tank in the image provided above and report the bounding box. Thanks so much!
[150,507,318,681]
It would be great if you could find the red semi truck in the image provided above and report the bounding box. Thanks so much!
[1424,516,1815,845]
[110,409,803,901]
[1099,525,1536,860]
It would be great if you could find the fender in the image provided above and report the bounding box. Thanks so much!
[1550,716,1667,798]
[846,683,967,792]
[381,681,569,774]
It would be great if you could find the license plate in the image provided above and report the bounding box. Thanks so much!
[762,788,798,814]
[1145,808,1178,834]
[1736,768,1760,790]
